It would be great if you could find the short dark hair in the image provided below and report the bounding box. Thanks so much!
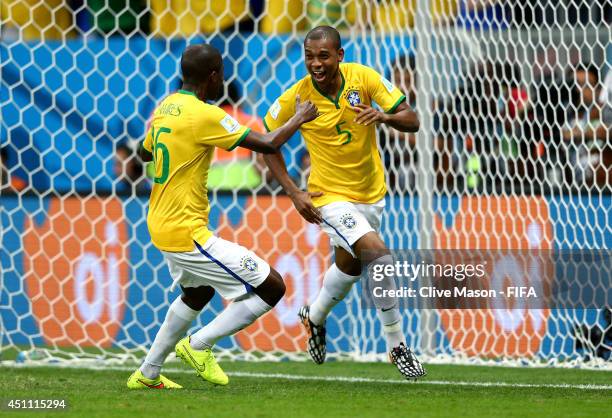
[304,26,342,50]
[180,44,222,85]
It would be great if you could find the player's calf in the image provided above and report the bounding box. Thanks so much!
[188,269,285,352]
[177,270,285,385]
[130,286,212,388]
[366,252,427,380]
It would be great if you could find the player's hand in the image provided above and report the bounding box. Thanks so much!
[295,95,319,124]
[289,190,324,224]
[353,103,387,126]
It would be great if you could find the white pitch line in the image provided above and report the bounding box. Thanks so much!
[3,362,611,391]
[227,371,612,391]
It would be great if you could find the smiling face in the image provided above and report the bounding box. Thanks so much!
[304,37,344,91]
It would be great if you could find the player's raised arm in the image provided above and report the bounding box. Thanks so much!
[260,89,323,224]
[239,96,318,154]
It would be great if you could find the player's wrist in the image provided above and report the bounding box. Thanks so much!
[379,112,390,124]
[287,188,302,199]
[294,113,309,125]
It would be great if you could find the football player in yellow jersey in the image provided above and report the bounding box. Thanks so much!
[127,44,318,389]
[263,26,426,379]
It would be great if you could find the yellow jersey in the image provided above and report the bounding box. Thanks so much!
[264,62,405,207]
[143,90,250,251]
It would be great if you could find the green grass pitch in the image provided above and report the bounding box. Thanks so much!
[1,361,610,417]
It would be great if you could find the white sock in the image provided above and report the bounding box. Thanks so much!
[189,293,272,350]
[368,254,405,350]
[378,307,405,350]
[140,297,200,379]
[310,263,361,326]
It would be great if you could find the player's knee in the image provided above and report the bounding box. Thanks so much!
[336,257,361,276]
[254,268,286,306]
[267,268,286,304]
[181,285,215,311]
[254,268,285,306]
[354,233,390,265]
[335,246,362,275]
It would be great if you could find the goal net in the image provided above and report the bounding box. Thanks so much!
[1,0,610,368]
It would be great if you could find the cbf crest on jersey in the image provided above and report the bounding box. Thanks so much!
[345,89,361,106]
[240,255,259,272]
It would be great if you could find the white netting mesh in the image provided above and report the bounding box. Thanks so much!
[1,1,610,368]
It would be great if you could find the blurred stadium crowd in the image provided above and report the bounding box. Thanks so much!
[386,54,612,194]
[2,1,611,39]
[1,0,610,195]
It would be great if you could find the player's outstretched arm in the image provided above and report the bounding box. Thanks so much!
[239,97,318,154]
[263,151,323,224]
[353,101,419,133]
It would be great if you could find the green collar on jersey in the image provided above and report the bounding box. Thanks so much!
[178,89,197,97]
[311,69,345,109]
